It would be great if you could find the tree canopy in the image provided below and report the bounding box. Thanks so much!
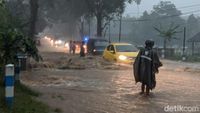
[84,0,133,37]
[129,1,184,45]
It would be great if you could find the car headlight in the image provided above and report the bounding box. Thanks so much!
[65,43,69,48]
[118,55,127,61]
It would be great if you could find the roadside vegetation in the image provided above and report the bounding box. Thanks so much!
[168,54,200,62]
[0,83,50,113]
[0,1,50,113]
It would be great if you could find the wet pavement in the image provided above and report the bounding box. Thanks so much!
[22,67,200,113]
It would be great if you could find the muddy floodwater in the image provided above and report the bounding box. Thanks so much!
[22,61,200,113]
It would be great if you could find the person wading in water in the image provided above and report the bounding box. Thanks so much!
[134,40,162,96]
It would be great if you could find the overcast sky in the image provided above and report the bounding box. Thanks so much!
[124,0,200,17]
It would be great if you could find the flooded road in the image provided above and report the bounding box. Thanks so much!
[22,67,200,113]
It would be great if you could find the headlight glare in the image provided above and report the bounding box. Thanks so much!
[118,55,127,60]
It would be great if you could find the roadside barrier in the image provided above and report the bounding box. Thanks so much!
[5,64,14,108]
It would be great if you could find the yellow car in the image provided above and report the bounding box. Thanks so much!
[103,43,139,64]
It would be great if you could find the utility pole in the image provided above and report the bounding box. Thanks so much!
[109,21,111,43]
[88,17,91,38]
[119,14,122,42]
[81,16,84,40]
[182,27,186,61]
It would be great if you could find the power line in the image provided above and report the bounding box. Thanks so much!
[171,4,200,10]
[116,9,200,23]
[125,3,200,16]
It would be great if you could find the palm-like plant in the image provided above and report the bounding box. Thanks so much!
[154,23,181,58]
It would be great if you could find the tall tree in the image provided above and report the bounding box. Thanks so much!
[186,14,200,39]
[0,0,5,6]
[29,0,38,39]
[130,1,184,45]
[5,0,30,35]
[85,0,132,37]
[0,1,41,83]
[39,0,88,38]
[135,0,141,17]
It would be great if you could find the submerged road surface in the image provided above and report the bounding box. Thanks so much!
[22,67,200,113]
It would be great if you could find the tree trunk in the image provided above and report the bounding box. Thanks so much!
[96,14,102,37]
[29,0,38,39]
[163,38,167,58]
[192,42,194,55]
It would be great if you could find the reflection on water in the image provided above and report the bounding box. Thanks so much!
[22,69,200,113]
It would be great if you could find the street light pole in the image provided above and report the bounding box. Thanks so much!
[81,16,84,40]
[88,17,91,38]
[109,21,111,43]
[119,14,122,42]
[182,27,186,61]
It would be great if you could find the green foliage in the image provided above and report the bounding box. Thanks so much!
[0,5,10,32]
[134,0,141,5]
[40,0,135,37]
[0,84,49,113]
[0,2,41,65]
[16,83,40,97]
[85,0,132,36]
[129,1,184,45]
[153,1,181,16]
[186,14,200,39]
[186,55,200,62]
[39,0,88,38]
[0,29,24,64]
[0,29,42,65]
[154,23,181,41]
[0,0,5,7]
[54,108,62,113]
[167,53,200,62]
[40,0,88,23]
[154,23,181,58]
[5,0,30,35]
[167,53,182,61]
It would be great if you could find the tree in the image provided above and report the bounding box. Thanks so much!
[0,29,40,64]
[186,14,200,39]
[135,0,141,17]
[129,1,185,45]
[39,0,88,39]
[5,0,30,35]
[84,0,132,37]
[153,1,181,17]
[0,0,5,6]
[0,1,41,83]
[29,0,39,39]
[154,23,181,58]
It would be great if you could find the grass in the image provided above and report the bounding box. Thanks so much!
[0,82,50,113]
[186,55,200,62]
[54,108,62,113]
[167,54,200,62]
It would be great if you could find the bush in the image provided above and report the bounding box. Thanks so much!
[166,53,200,62]
[186,55,200,62]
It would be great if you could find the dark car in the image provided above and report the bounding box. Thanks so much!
[87,38,109,55]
